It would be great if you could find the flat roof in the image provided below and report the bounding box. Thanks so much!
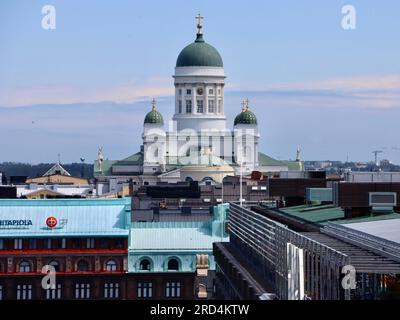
[343,218,400,245]
[280,205,345,224]
[129,221,228,252]
[0,198,130,237]
[280,204,400,225]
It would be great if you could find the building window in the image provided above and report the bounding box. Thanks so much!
[0,239,3,250]
[138,282,153,298]
[167,258,179,271]
[178,100,182,113]
[105,259,117,272]
[61,238,67,249]
[186,89,191,95]
[196,100,204,113]
[48,260,60,272]
[115,238,124,248]
[178,89,182,95]
[86,238,95,249]
[14,239,23,250]
[218,100,222,113]
[0,285,2,300]
[46,283,62,300]
[72,239,80,249]
[165,281,181,298]
[17,284,32,300]
[19,261,31,273]
[185,100,192,113]
[76,259,90,272]
[46,238,52,249]
[28,239,37,249]
[75,283,90,299]
[208,100,215,113]
[218,89,221,95]
[104,283,119,299]
[99,239,109,248]
[209,89,214,95]
[139,259,151,271]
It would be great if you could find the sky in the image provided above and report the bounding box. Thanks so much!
[0,0,400,164]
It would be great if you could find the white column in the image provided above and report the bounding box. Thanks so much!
[183,84,187,114]
[192,84,196,114]
[221,84,224,115]
[175,84,179,114]
[204,83,209,114]
[214,84,218,114]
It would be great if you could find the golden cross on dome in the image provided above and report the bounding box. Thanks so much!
[152,98,156,111]
[241,100,246,112]
[196,14,203,34]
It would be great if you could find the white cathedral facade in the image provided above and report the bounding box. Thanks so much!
[94,17,302,195]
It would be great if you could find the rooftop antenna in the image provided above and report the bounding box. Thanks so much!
[57,153,61,164]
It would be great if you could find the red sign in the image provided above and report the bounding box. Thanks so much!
[46,216,58,228]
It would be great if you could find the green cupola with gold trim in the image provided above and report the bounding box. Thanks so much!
[144,98,164,125]
[234,99,258,125]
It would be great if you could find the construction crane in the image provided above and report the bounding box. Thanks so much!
[372,150,383,166]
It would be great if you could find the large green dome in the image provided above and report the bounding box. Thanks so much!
[234,109,258,125]
[176,33,223,68]
[144,109,164,125]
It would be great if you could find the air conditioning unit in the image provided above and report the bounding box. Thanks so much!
[369,192,397,212]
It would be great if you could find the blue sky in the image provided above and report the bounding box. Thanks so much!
[1,0,400,164]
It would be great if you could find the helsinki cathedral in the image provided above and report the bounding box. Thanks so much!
[94,16,302,195]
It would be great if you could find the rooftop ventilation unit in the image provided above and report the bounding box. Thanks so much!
[369,192,397,212]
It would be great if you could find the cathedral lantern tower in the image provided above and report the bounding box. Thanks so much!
[143,98,166,173]
[172,15,226,132]
[233,99,259,172]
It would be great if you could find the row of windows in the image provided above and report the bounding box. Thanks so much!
[3,258,181,274]
[178,99,222,114]
[0,282,182,300]
[178,88,221,96]
[0,238,124,250]
[4,259,119,273]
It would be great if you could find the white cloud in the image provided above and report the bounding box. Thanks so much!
[237,75,400,109]
[1,74,400,109]
[0,76,174,107]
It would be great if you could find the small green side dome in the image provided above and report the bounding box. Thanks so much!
[144,100,164,125]
[176,33,223,68]
[234,110,258,125]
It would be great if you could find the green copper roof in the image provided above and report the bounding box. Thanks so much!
[258,152,284,166]
[176,33,223,67]
[144,109,164,125]
[281,160,304,171]
[234,110,258,125]
[116,152,144,165]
